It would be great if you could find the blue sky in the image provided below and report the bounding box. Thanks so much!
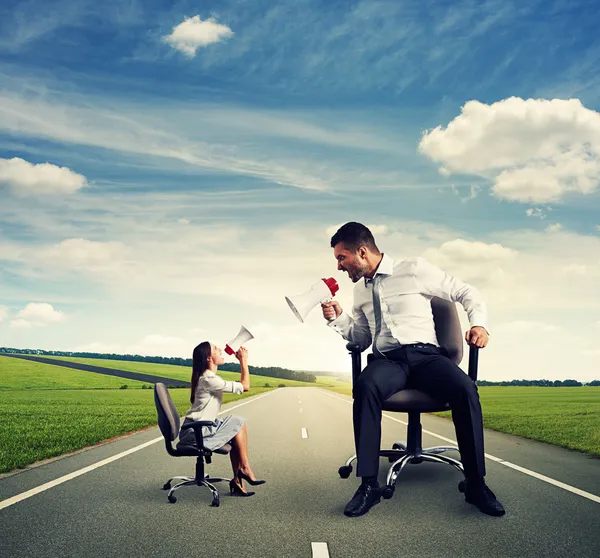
[1,0,599,380]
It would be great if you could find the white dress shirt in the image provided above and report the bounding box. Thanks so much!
[328,254,488,352]
[184,371,244,422]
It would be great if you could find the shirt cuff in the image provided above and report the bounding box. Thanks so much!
[327,311,352,334]
[232,381,244,395]
[470,315,489,335]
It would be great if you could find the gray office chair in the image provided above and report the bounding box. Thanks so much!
[338,297,480,500]
[154,383,231,506]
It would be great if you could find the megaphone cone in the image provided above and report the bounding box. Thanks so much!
[285,277,339,323]
[225,325,254,355]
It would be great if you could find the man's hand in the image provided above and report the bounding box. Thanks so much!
[465,326,489,348]
[235,346,248,364]
[321,301,342,321]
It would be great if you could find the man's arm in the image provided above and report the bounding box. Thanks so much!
[414,257,489,346]
[324,302,372,349]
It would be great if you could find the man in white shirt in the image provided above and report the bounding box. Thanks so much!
[322,222,505,518]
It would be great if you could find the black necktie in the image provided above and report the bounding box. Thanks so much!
[371,275,384,357]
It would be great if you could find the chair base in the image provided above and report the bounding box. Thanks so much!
[339,444,465,499]
[162,474,231,506]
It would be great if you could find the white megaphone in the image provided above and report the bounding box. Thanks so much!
[285,277,339,323]
[224,325,254,355]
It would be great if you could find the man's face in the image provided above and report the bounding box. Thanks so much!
[333,243,369,283]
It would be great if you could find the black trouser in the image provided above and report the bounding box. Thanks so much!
[353,344,486,481]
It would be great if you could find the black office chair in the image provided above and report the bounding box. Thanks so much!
[337,296,480,500]
[154,382,231,506]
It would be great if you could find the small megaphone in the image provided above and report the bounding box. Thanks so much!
[285,277,339,323]
[224,325,254,355]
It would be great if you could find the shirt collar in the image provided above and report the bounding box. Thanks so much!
[364,253,393,285]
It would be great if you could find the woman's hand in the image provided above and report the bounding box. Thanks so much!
[236,346,250,391]
[235,346,248,364]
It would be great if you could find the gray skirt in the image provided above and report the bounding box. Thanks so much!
[178,415,245,451]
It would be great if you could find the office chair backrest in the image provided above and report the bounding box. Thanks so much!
[431,296,463,365]
[154,383,181,441]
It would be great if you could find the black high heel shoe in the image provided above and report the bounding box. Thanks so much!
[237,470,266,486]
[229,479,255,497]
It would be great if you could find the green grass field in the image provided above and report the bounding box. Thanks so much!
[0,355,317,473]
[321,381,600,457]
[0,357,149,390]
[448,386,600,456]
[0,387,267,472]
[33,355,331,388]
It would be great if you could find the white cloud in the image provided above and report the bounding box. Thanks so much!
[0,91,340,192]
[42,238,128,269]
[424,238,516,263]
[545,223,563,232]
[163,15,234,57]
[70,335,192,358]
[526,207,549,219]
[127,334,192,357]
[0,305,8,322]
[561,263,589,276]
[495,320,561,333]
[0,157,87,195]
[325,223,388,239]
[450,183,479,203]
[419,97,600,203]
[422,238,518,292]
[10,302,66,329]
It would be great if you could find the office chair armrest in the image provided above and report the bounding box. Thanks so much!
[181,419,218,452]
[346,343,364,389]
[468,345,479,382]
[181,419,218,429]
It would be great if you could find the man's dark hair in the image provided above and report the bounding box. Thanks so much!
[330,222,380,253]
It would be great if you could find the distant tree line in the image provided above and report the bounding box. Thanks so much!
[0,347,317,384]
[476,379,600,387]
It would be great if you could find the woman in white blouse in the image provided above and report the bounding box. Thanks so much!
[179,341,265,497]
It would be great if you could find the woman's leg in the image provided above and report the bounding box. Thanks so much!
[230,424,258,481]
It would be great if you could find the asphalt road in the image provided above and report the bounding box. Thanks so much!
[1,387,599,558]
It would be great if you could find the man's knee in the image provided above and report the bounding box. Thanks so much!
[449,376,480,406]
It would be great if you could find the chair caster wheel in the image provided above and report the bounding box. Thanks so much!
[458,480,466,493]
[211,497,220,507]
[381,485,395,499]
[338,465,352,479]
[392,443,406,451]
[168,494,177,504]
[163,482,171,490]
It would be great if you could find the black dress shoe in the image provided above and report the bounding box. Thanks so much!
[237,470,266,486]
[344,483,381,517]
[229,480,255,497]
[464,480,505,516]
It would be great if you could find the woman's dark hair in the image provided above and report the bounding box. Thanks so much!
[190,341,212,404]
[330,221,379,253]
